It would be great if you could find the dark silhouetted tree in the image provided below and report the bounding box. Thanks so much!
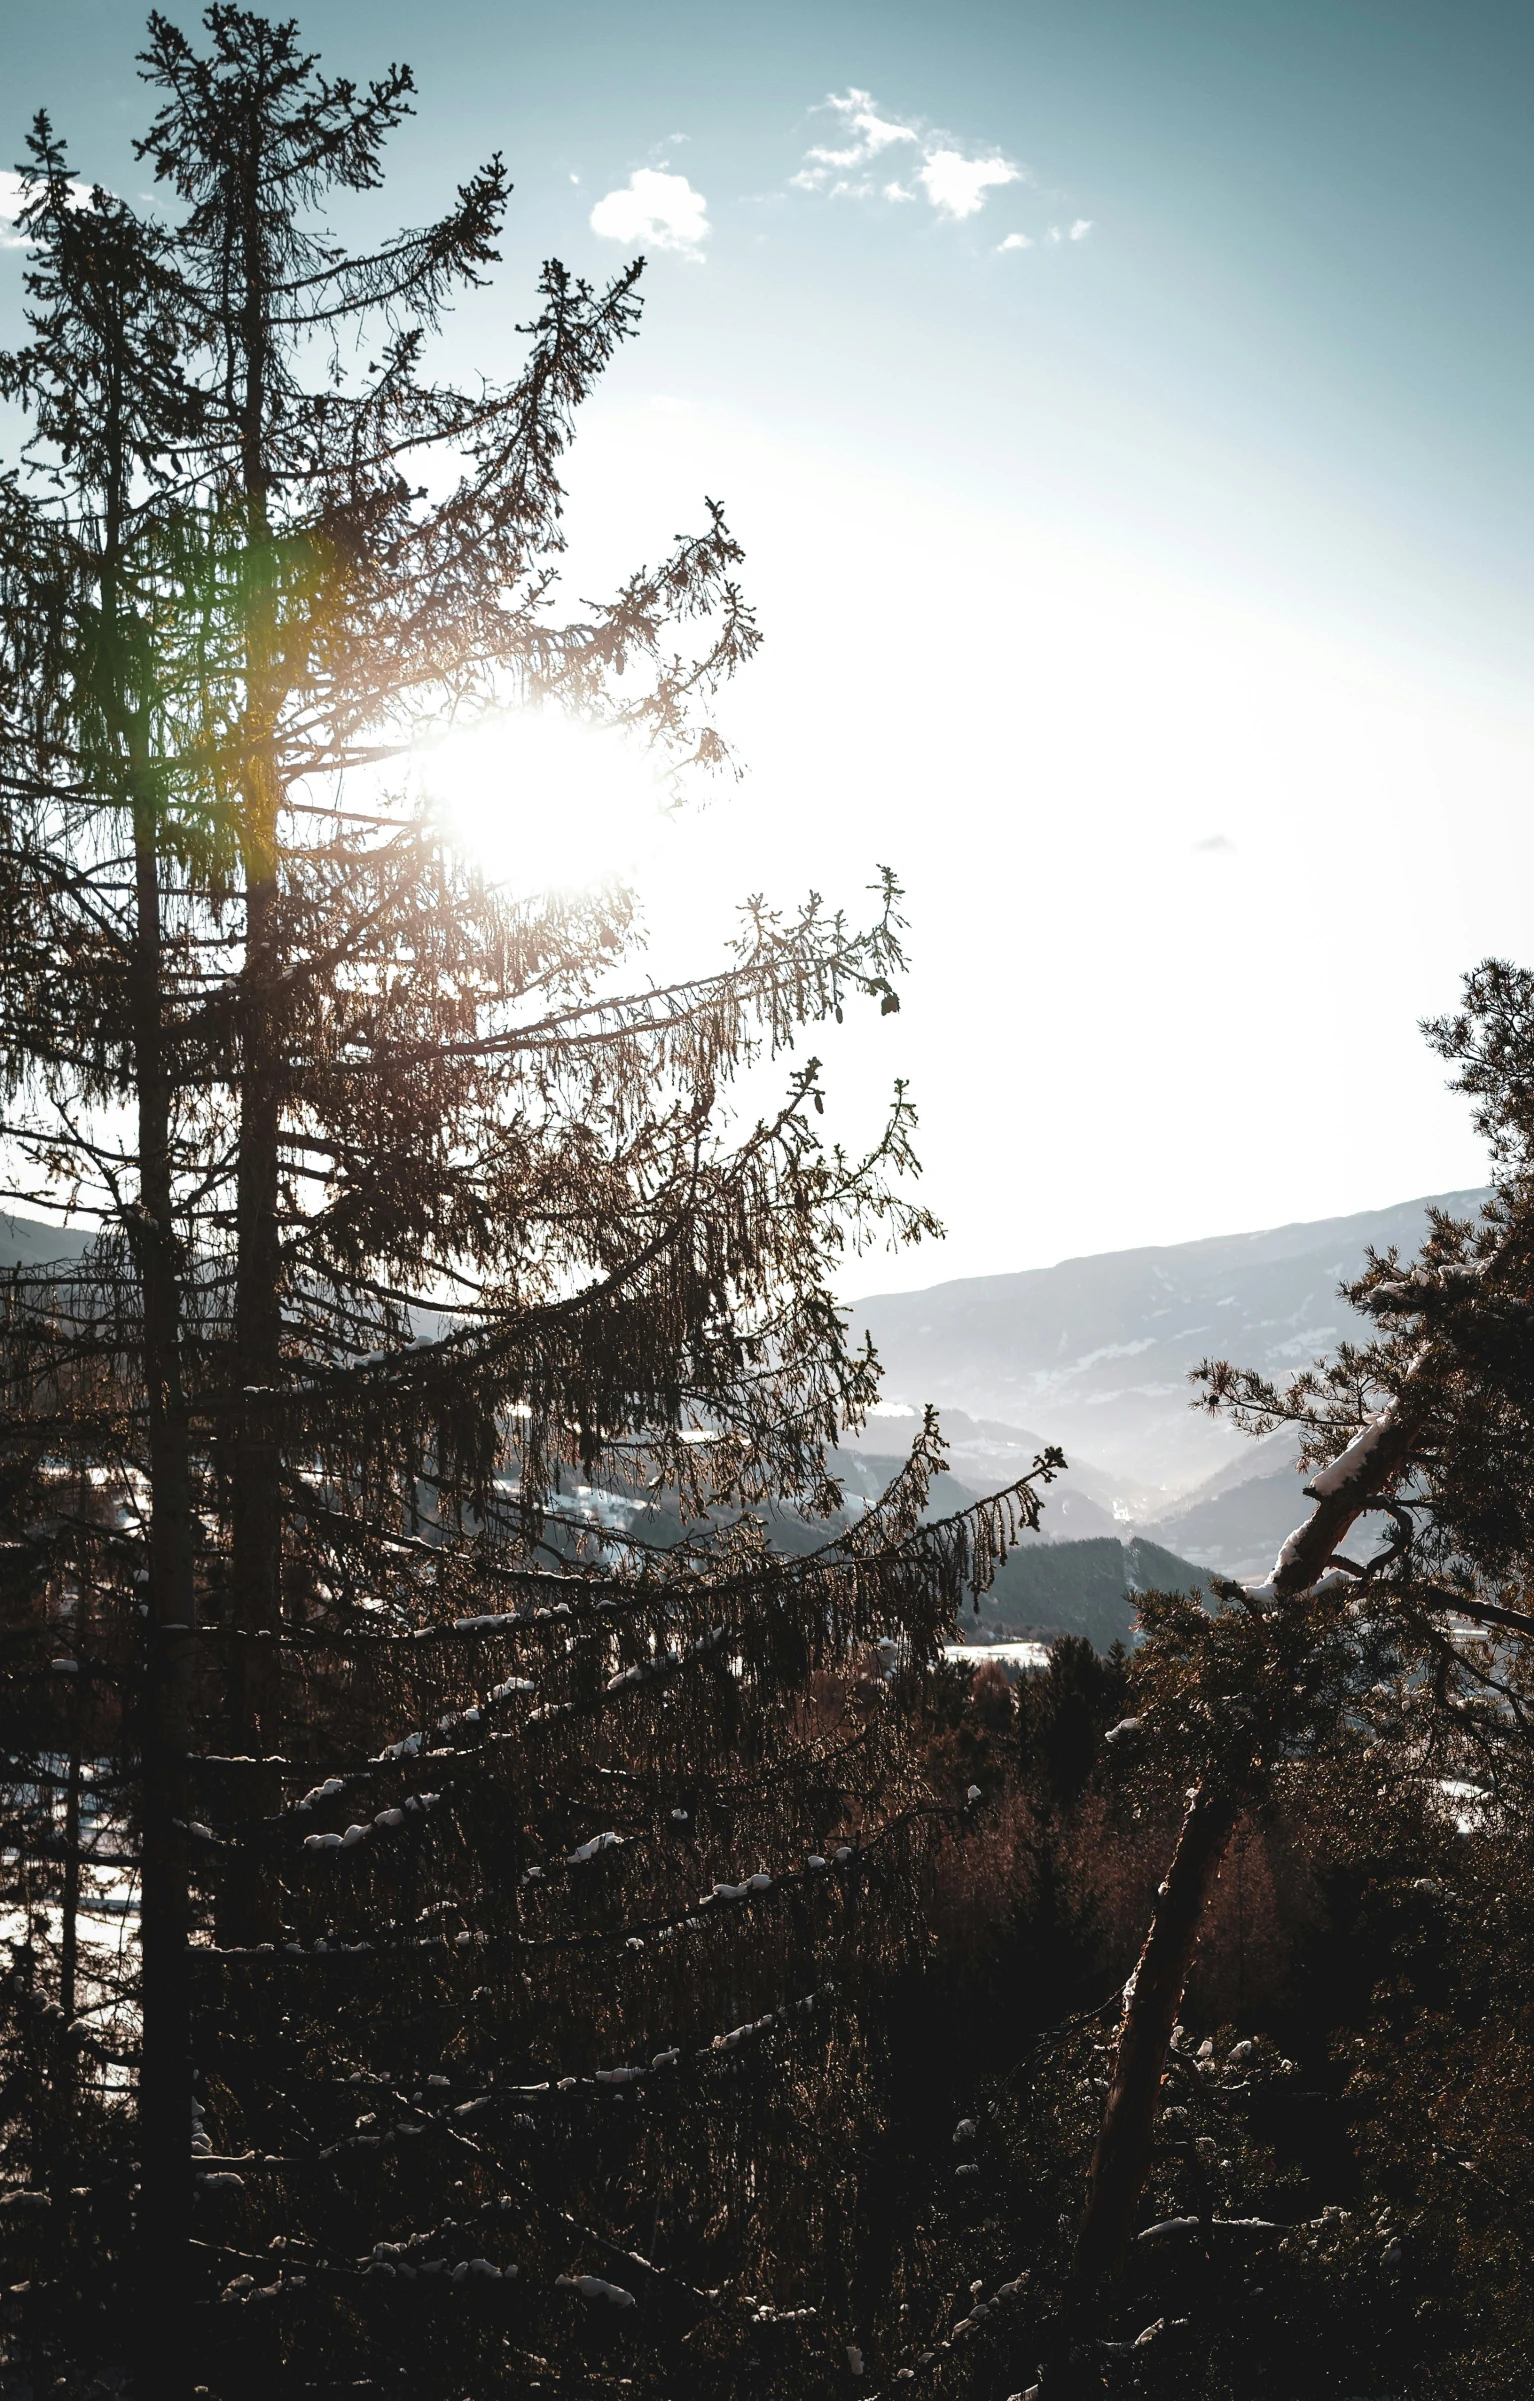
[0,15,1059,2396]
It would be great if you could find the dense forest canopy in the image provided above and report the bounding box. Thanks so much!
[4,15,1534,2401]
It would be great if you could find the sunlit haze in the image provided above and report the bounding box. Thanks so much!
[414,709,673,897]
[12,0,1534,1290]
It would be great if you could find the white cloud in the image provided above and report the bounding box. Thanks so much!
[799,88,921,179]
[589,168,709,261]
[793,90,1030,226]
[998,232,1034,253]
[0,168,94,248]
[916,148,1019,220]
[1069,217,1093,241]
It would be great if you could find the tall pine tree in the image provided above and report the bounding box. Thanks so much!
[0,14,1058,2393]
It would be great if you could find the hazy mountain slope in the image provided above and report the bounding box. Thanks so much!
[849,1189,1488,1496]
[828,1450,992,1525]
[1137,1426,1397,1580]
[0,1210,94,1271]
[1146,1423,1301,1504]
[1146,1467,1316,1581]
[839,1407,1124,1541]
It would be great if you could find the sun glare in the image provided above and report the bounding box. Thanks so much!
[413,708,671,898]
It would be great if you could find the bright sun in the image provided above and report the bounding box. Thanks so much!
[412,707,671,898]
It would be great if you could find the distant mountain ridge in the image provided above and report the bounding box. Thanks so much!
[849,1189,1489,1502]
[0,1211,93,1272]
[0,1199,1471,1594]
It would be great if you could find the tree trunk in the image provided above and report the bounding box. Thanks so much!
[131,800,199,2399]
[1064,1399,1422,2314]
[220,728,286,1945]
[223,199,287,1933]
[1071,1770,1253,2290]
[231,862,283,1671]
[58,1570,86,2117]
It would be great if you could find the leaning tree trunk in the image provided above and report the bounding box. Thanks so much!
[1066,1398,1422,2301]
[1071,1766,1258,2291]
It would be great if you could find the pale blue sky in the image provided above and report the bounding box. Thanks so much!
[7,2,1534,1282]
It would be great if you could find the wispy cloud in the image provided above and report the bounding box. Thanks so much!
[1041,217,1095,248]
[589,167,709,262]
[793,89,1023,222]
[793,89,920,184]
[997,232,1034,253]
